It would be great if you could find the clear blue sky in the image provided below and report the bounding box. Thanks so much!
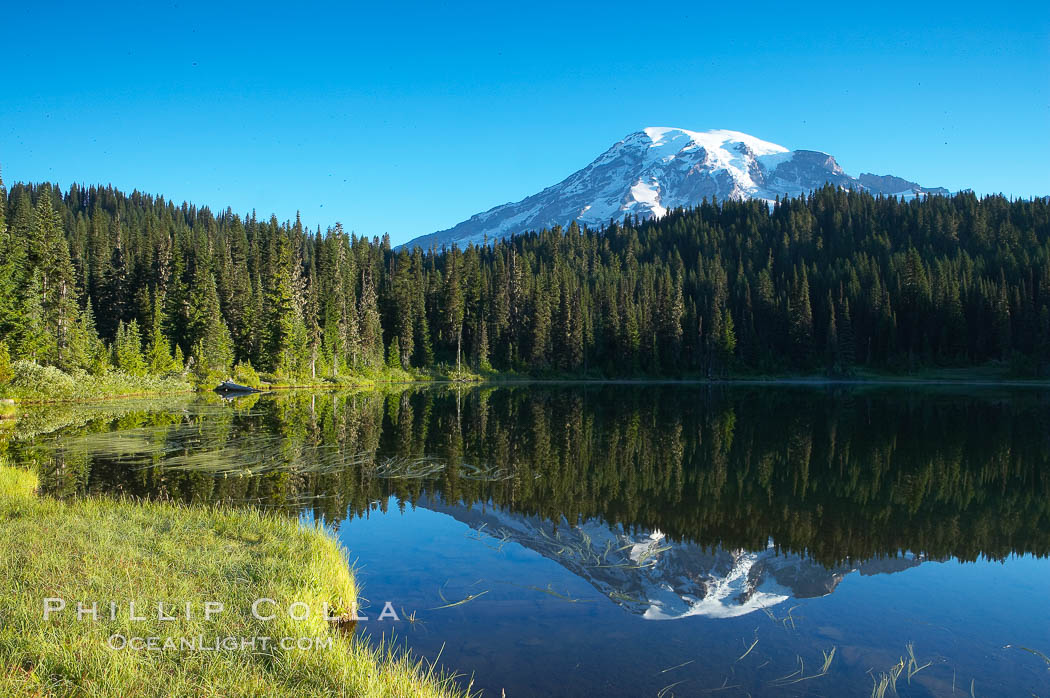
[2,0,1047,245]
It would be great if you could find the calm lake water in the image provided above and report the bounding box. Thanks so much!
[13,384,1050,696]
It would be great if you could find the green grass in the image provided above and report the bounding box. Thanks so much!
[0,399,15,420]
[0,465,37,499]
[0,462,470,698]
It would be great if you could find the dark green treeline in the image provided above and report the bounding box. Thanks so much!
[25,386,1050,566]
[1,175,1048,378]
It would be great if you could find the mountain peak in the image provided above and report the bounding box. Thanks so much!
[639,126,789,157]
[404,128,946,249]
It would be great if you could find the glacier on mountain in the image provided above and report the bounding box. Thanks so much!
[405,127,947,249]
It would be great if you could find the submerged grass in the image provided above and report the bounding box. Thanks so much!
[869,657,905,697]
[769,646,837,687]
[762,604,802,630]
[430,586,490,611]
[904,642,931,682]
[0,461,470,698]
[734,634,759,663]
[1004,643,1050,669]
[866,643,937,697]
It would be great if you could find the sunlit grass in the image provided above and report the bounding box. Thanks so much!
[0,399,16,420]
[0,464,37,498]
[0,460,471,698]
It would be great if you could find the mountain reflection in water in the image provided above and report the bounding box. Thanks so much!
[423,497,932,620]
[12,384,1050,696]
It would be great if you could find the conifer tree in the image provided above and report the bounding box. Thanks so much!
[34,186,79,365]
[443,250,465,371]
[67,300,108,374]
[0,339,12,383]
[788,267,814,367]
[17,271,52,363]
[825,291,839,372]
[188,265,234,374]
[719,309,737,370]
[386,336,402,369]
[358,268,383,369]
[529,283,551,368]
[146,293,176,373]
[0,168,25,346]
[113,319,147,376]
[391,253,415,369]
[838,297,856,370]
[262,233,298,373]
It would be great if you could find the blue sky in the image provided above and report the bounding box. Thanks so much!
[2,1,1047,245]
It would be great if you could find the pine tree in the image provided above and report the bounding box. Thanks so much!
[718,308,737,374]
[0,169,26,346]
[838,297,856,370]
[391,252,415,369]
[477,320,491,372]
[825,291,839,372]
[412,251,433,367]
[262,233,299,374]
[443,251,465,371]
[146,292,176,373]
[113,319,147,376]
[993,276,1012,359]
[67,300,108,374]
[188,266,234,374]
[529,283,551,368]
[305,256,321,379]
[0,339,12,383]
[386,336,402,369]
[34,186,79,365]
[16,271,52,362]
[788,267,814,367]
[358,268,383,369]
[219,214,255,362]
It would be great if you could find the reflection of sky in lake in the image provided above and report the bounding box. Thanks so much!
[329,499,1050,697]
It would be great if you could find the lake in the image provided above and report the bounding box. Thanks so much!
[12,384,1050,696]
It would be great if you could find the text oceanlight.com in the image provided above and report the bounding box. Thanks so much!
[106,635,335,652]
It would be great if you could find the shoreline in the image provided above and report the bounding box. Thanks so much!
[8,373,1049,407]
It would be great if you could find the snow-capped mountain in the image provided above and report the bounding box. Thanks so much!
[425,499,929,620]
[405,127,948,249]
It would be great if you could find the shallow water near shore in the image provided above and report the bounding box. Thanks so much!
[12,384,1050,696]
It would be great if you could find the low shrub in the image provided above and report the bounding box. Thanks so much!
[7,360,191,403]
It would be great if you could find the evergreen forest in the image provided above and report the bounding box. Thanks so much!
[1,173,1048,383]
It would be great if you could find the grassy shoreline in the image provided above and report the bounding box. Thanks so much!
[0,462,470,698]
[0,360,486,406]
